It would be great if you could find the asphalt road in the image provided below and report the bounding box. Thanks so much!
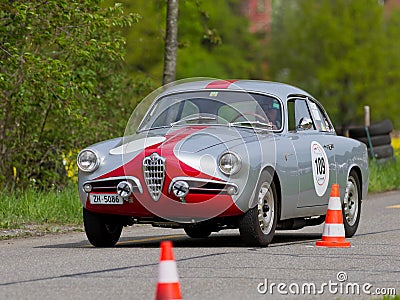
[0,191,399,300]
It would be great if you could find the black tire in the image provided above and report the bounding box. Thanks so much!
[83,208,123,247]
[184,224,212,238]
[238,172,278,247]
[342,171,361,238]
[355,134,391,147]
[369,119,393,136]
[348,119,393,138]
[371,145,394,159]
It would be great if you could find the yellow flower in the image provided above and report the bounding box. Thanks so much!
[62,150,79,183]
[392,135,400,156]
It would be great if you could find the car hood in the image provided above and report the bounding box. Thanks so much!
[109,125,265,156]
[82,125,273,181]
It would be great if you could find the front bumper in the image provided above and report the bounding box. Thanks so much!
[79,175,243,220]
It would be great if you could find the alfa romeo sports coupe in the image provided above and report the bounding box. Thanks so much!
[77,79,369,247]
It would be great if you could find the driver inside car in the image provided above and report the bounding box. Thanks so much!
[259,99,281,130]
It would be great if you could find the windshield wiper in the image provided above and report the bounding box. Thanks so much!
[136,125,170,133]
[229,120,273,130]
[170,115,217,127]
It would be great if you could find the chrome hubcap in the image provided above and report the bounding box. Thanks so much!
[257,182,274,234]
[343,176,358,226]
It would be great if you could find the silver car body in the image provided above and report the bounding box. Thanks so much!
[78,80,369,244]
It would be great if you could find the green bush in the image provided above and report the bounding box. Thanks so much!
[0,1,148,190]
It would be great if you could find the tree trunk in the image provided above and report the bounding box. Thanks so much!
[162,0,179,85]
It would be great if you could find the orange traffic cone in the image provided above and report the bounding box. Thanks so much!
[155,241,182,300]
[316,184,351,248]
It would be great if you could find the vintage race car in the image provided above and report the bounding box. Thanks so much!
[77,79,369,247]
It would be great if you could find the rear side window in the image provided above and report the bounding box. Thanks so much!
[308,101,333,132]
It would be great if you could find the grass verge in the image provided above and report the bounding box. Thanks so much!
[379,296,400,300]
[0,185,83,239]
[368,156,400,193]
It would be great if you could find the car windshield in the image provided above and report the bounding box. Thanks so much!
[137,90,283,132]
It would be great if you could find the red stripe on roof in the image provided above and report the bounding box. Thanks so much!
[205,80,238,89]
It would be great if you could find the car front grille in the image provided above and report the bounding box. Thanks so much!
[143,153,166,201]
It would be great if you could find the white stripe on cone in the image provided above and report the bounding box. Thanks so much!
[158,261,179,283]
[322,223,346,237]
[327,196,342,210]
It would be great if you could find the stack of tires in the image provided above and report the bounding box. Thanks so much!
[348,119,394,162]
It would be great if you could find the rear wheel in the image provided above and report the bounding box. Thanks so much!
[83,208,122,247]
[342,171,361,237]
[239,172,278,247]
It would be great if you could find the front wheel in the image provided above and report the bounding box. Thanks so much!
[83,208,123,247]
[342,171,361,237]
[239,172,278,247]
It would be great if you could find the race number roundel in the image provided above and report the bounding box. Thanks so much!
[311,141,329,197]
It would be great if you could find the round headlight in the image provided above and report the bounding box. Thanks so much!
[77,149,100,173]
[218,152,241,175]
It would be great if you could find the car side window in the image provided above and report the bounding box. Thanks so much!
[151,100,199,127]
[150,101,180,127]
[181,100,199,118]
[287,98,314,132]
[308,101,333,132]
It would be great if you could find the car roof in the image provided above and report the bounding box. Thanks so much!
[160,79,314,102]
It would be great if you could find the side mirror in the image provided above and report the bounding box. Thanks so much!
[297,117,313,130]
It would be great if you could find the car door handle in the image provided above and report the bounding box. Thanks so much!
[323,144,334,150]
[284,153,295,161]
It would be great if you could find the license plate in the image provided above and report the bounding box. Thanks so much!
[89,194,124,205]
